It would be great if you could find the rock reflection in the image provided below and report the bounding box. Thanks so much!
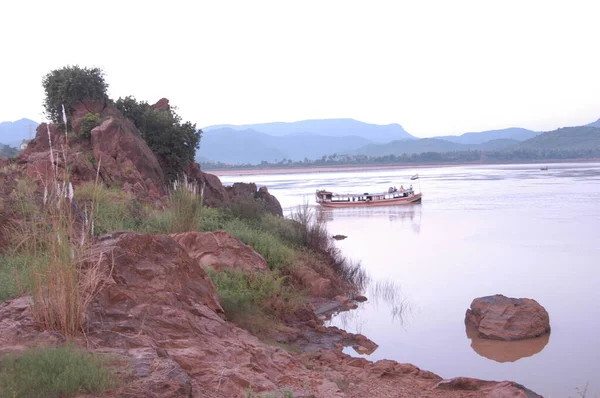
[465,323,550,363]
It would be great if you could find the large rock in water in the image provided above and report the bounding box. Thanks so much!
[465,294,550,341]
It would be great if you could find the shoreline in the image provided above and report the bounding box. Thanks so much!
[205,159,600,176]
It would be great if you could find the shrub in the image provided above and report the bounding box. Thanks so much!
[79,112,100,139]
[42,66,108,125]
[259,213,304,246]
[0,345,115,397]
[199,206,231,232]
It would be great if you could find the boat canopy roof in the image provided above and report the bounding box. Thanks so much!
[316,187,413,198]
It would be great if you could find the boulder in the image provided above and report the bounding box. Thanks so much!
[255,185,284,217]
[434,377,543,397]
[170,230,268,272]
[184,162,231,207]
[227,182,284,217]
[465,294,550,341]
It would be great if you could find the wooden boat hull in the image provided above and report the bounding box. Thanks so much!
[317,193,422,208]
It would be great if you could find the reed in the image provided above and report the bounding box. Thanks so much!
[4,111,108,336]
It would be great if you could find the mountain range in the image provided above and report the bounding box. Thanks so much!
[1,116,599,165]
[198,119,547,164]
[0,118,39,148]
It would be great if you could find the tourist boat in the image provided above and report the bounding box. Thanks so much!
[315,186,422,208]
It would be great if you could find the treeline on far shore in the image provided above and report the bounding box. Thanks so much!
[200,148,600,170]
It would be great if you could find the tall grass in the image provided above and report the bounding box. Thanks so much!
[2,119,107,336]
[0,345,116,397]
[291,203,368,292]
[148,175,204,233]
[75,182,144,234]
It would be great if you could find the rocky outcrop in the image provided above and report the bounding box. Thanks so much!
[465,294,551,341]
[227,182,283,217]
[171,231,269,272]
[17,100,166,199]
[73,100,166,198]
[256,185,284,216]
[184,162,231,207]
[185,162,284,216]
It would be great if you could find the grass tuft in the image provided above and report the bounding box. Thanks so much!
[0,345,116,398]
[148,174,203,233]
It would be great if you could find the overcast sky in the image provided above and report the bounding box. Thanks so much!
[1,0,599,138]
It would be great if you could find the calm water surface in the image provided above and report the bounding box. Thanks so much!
[219,163,600,397]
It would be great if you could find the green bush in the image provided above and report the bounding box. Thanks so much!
[42,66,108,126]
[79,112,100,138]
[199,207,231,232]
[0,345,116,397]
[259,214,304,247]
[115,96,201,181]
[224,218,294,269]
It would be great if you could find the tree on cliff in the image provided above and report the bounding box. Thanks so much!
[115,96,202,181]
[42,66,108,125]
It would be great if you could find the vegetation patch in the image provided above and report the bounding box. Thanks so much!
[147,176,203,234]
[75,182,145,235]
[0,345,116,398]
[208,268,299,336]
[224,218,294,269]
[79,112,100,138]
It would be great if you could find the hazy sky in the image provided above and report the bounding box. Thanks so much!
[1,0,599,138]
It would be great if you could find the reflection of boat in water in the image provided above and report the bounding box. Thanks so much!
[540,166,549,171]
[315,187,422,208]
[465,323,549,363]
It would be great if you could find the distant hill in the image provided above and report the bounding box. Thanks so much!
[517,126,600,151]
[198,128,372,164]
[0,118,39,147]
[587,118,600,128]
[351,138,467,157]
[348,136,521,157]
[203,118,415,143]
[437,127,538,145]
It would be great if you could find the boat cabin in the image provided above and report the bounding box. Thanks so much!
[316,187,415,204]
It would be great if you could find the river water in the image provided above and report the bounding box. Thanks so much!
[218,163,600,397]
